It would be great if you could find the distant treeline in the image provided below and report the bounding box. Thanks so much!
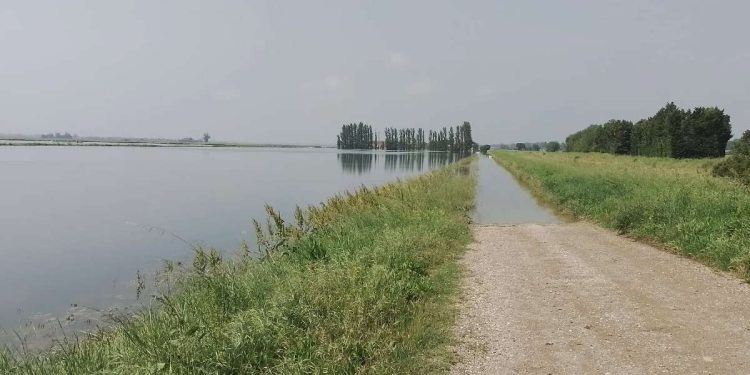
[494,141,562,152]
[425,122,475,153]
[41,132,76,139]
[337,123,377,150]
[565,103,732,158]
[337,121,476,152]
[383,128,425,150]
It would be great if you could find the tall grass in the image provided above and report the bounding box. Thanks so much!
[492,151,750,277]
[1,159,476,374]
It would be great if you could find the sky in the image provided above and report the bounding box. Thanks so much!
[1,0,748,144]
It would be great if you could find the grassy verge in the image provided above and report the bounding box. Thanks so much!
[1,159,476,374]
[492,151,750,278]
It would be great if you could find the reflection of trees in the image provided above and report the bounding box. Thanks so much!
[338,153,378,174]
[338,151,468,174]
[384,152,425,172]
[427,151,465,169]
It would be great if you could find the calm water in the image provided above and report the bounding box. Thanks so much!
[0,148,555,347]
[0,147,461,343]
[473,155,559,225]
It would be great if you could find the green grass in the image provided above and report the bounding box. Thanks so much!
[1,159,476,374]
[492,151,750,277]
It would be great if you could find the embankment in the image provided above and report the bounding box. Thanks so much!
[1,158,476,374]
[491,151,750,278]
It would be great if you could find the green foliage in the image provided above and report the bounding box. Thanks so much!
[384,127,426,151]
[427,122,474,153]
[1,159,476,374]
[337,122,375,149]
[493,151,750,278]
[565,120,633,154]
[713,130,750,185]
[337,122,475,153]
[566,103,733,158]
[479,144,491,154]
[545,141,561,152]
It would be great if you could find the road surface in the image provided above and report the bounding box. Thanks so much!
[452,223,750,374]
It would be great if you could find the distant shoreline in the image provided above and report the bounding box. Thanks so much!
[0,139,328,149]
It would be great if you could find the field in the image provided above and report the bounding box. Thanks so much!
[492,151,750,278]
[1,159,475,374]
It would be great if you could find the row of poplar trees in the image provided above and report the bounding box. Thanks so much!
[565,103,732,158]
[383,127,425,150]
[336,123,377,150]
[337,121,476,153]
[426,122,475,153]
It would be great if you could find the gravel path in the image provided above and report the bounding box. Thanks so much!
[452,223,750,374]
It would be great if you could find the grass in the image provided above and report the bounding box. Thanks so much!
[1,158,476,374]
[492,151,750,278]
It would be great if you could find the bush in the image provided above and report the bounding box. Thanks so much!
[713,130,750,185]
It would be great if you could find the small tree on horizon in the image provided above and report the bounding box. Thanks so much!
[546,141,561,152]
[203,133,211,143]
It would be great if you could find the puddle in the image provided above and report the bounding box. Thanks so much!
[473,155,559,225]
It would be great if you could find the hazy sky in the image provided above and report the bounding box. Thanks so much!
[1,0,748,144]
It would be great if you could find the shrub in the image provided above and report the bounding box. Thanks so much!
[713,130,750,185]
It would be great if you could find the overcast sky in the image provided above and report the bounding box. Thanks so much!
[1,0,748,144]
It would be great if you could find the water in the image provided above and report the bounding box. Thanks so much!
[0,148,556,348]
[0,147,460,345]
[473,155,559,225]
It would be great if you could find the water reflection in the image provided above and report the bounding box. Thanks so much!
[472,156,559,224]
[428,151,464,169]
[337,152,378,174]
[338,151,468,174]
[384,152,425,172]
[1,147,468,350]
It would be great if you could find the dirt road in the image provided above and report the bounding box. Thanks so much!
[452,223,750,374]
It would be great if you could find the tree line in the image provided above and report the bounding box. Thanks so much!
[426,122,475,153]
[41,132,76,139]
[337,123,377,150]
[337,121,476,153]
[565,103,732,158]
[383,127,425,150]
[494,141,561,152]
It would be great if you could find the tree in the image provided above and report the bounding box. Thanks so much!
[480,145,491,154]
[337,123,375,149]
[203,133,211,143]
[565,103,733,158]
[516,143,526,151]
[732,130,750,156]
[546,141,561,152]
